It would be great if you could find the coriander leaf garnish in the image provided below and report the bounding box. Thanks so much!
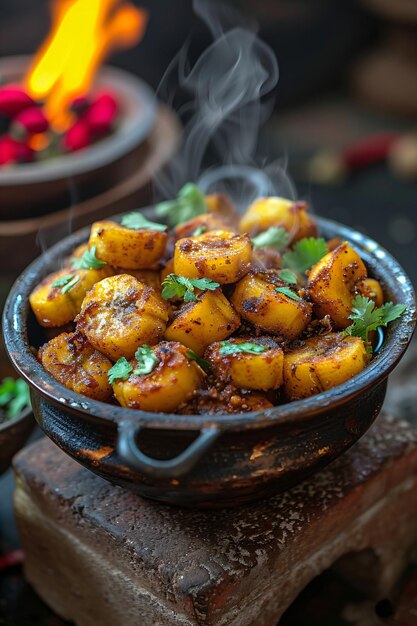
[344,295,406,347]
[279,269,298,284]
[52,273,79,294]
[161,274,219,303]
[121,212,168,232]
[0,377,31,420]
[252,226,290,251]
[133,345,159,376]
[186,349,211,371]
[72,246,106,270]
[282,237,327,274]
[192,225,206,236]
[275,286,302,301]
[219,341,267,356]
[108,357,133,385]
[155,183,207,227]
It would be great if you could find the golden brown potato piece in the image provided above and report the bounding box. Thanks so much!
[356,278,384,307]
[113,342,205,412]
[306,242,367,329]
[174,230,253,284]
[205,337,284,391]
[239,197,317,241]
[205,193,239,223]
[89,220,167,270]
[76,274,169,361]
[116,268,162,292]
[39,332,113,401]
[165,290,240,355]
[283,333,368,400]
[231,272,312,340]
[29,265,114,328]
[173,213,235,241]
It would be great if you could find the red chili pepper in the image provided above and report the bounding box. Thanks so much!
[0,86,35,117]
[86,91,119,136]
[0,135,34,164]
[0,549,24,572]
[10,106,49,140]
[63,118,93,152]
[343,133,399,170]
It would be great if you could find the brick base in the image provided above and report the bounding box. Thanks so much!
[13,414,417,626]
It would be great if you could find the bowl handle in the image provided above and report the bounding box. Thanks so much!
[117,420,220,479]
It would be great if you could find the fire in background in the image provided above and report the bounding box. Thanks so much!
[0,0,148,166]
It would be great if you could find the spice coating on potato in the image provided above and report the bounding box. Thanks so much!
[29,265,114,328]
[173,213,235,241]
[356,278,384,307]
[306,242,367,328]
[239,197,317,241]
[283,333,368,400]
[116,268,162,292]
[76,274,169,361]
[174,230,253,284]
[165,290,241,355]
[231,272,312,340]
[89,220,167,270]
[39,332,113,401]
[205,337,284,391]
[113,342,205,412]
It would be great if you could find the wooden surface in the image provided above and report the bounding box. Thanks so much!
[12,413,417,626]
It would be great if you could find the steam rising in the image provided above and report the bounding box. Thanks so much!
[155,0,296,212]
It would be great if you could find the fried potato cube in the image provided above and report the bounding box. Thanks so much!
[174,230,253,284]
[283,333,368,400]
[306,242,367,329]
[356,278,384,307]
[89,220,168,270]
[76,274,169,361]
[239,197,318,241]
[29,265,114,328]
[38,332,113,401]
[205,337,284,391]
[113,342,205,412]
[231,273,312,340]
[173,213,235,241]
[205,193,239,222]
[165,290,240,355]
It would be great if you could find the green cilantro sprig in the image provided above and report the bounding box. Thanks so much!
[0,377,31,421]
[252,226,289,251]
[108,345,160,385]
[344,296,406,349]
[161,274,220,303]
[186,349,211,371]
[52,273,80,294]
[275,286,302,302]
[155,183,207,227]
[219,341,267,356]
[192,225,206,237]
[282,237,327,274]
[72,246,106,270]
[133,345,159,376]
[121,212,168,232]
[279,269,298,284]
[108,357,132,385]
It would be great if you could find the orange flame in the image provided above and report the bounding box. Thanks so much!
[25,0,148,130]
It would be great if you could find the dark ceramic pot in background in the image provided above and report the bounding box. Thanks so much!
[0,407,34,475]
[3,215,416,508]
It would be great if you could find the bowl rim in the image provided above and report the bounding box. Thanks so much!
[0,56,156,185]
[3,214,416,432]
[0,405,32,433]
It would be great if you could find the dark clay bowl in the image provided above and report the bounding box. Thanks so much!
[3,215,416,508]
[0,407,34,475]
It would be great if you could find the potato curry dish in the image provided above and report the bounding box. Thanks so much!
[30,185,406,414]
